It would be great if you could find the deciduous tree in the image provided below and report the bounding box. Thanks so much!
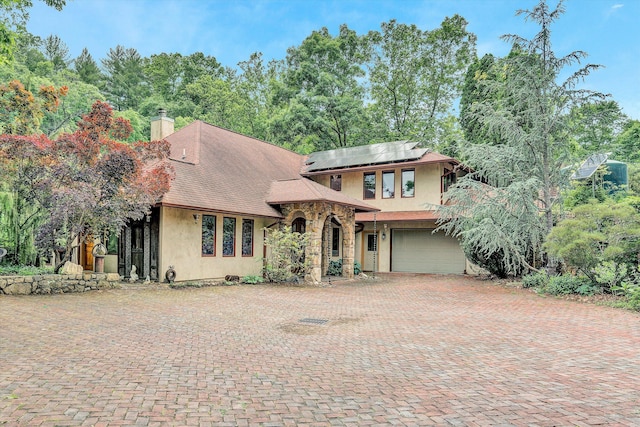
[2,101,173,271]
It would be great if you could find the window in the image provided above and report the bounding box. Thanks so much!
[330,174,342,191]
[443,170,457,193]
[332,227,340,257]
[292,217,306,233]
[402,169,415,198]
[223,217,236,256]
[242,219,254,257]
[363,172,376,199]
[382,171,395,198]
[202,215,216,256]
[367,234,377,252]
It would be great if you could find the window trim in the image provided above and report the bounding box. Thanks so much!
[222,217,236,257]
[401,168,415,198]
[201,214,217,257]
[382,170,395,199]
[363,172,376,199]
[241,218,254,257]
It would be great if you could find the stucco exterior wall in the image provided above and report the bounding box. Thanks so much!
[312,163,444,211]
[355,220,476,274]
[158,206,273,282]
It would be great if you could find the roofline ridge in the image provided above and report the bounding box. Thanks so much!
[194,119,302,157]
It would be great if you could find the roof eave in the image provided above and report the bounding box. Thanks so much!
[302,157,459,176]
[158,201,285,219]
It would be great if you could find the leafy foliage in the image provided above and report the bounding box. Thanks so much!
[366,16,476,143]
[263,226,310,282]
[241,275,264,284]
[545,200,640,281]
[327,259,363,276]
[542,274,595,296]
[521,272,548,289]
[1,100,173,271]
[0,264,53,276]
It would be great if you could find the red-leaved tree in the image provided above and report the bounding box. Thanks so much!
[3,100,173,272]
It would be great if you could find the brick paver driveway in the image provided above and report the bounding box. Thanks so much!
[1,274,639,426]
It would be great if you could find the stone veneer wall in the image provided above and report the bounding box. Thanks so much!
[0,273,121,295]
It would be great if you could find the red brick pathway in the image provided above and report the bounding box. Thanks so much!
[1,274,639,426]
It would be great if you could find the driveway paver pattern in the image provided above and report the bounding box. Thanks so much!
[1,274,639,426]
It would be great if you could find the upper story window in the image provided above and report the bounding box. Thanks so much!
[330,174,342,191]
[202,215,216,256]
[402,169,415,198]
[382,171,395,199]
[443,170,457,193]
[223,217,236,256]
[363,172,376,199]
[241,219,254,257]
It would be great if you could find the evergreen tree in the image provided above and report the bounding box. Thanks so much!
[42,34,69,71]
[75,47,102,86]
[101,45,148,111]
[437,0,605,276]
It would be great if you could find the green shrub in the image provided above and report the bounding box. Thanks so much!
[593,261,628,292]
[522,272,548,289]
[263,226,310,282]
[327,259,363,276]
[0,265,54,276]
[241,275,264,284]
[543,275,592,296]
[354,260,362,275]
[327,259,342,276]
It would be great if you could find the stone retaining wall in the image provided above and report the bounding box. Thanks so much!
[0,273,122,295]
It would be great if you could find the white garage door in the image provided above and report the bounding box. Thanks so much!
[392,229,466,274]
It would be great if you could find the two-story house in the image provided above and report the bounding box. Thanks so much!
[108,113,469,283]
[303,141,469,275]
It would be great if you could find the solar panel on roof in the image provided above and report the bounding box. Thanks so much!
[305,140,428,172]
[571,153,609,180]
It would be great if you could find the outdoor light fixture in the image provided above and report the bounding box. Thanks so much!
[382,223,388,240]
[193,214,200,224]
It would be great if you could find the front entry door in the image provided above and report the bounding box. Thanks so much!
[362,232,379,272]
[119,207,160,280]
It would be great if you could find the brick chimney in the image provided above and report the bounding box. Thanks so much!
[150,108,174,140]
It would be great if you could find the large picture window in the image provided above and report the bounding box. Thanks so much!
[223,217,236,256]
[202,215,216,256]
[242,219,254,257]
[363,172,376,199]
[402,169,415,198]
[382,171,395,198]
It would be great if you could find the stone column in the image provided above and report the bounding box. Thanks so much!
[306,222,323,284]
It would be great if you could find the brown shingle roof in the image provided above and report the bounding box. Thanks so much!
[160,121,304,218]
[267,179,379,212]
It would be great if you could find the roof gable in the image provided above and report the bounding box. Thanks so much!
[161,121,304,217]
[267,178,379,212]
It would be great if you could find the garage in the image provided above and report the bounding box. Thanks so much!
[391,229,466,274]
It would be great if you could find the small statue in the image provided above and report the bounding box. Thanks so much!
[129,265,139,282]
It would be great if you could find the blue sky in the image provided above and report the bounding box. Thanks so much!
[27,0,640,119]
